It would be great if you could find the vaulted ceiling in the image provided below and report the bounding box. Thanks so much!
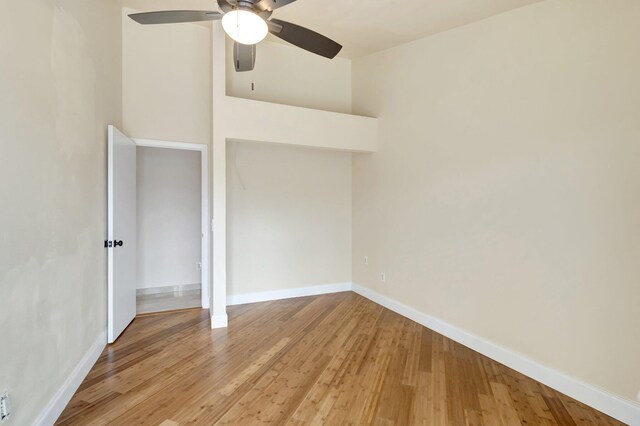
[270,0,543,57]
[124,0,543,58]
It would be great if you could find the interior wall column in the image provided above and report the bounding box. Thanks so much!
[211,24,228,328]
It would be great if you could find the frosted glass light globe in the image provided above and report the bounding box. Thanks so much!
[222,10,268,45]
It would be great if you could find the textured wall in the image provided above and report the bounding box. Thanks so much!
[226,39,352,114]
[137,147,201,290]
[227,141,352,297]
[0,1,122,423]
[352,0,640,403]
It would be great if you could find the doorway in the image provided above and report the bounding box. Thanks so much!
[107,128,210,342]
[134,139,210,315]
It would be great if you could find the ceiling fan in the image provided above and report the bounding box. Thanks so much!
[129,0,343,72]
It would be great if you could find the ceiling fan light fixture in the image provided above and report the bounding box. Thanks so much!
[222,9,268,45]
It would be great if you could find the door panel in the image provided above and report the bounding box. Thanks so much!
[108,125,137,343]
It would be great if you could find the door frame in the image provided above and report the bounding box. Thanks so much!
[134,138,210,310]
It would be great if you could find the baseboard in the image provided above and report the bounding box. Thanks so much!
[137,283,200,296]
[226,282,353,306]
[211,313,229,329]
[34,331,107,426]
[351,284,640,425]
[29,286,639,425]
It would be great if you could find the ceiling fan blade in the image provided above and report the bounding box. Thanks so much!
[268,19,342,59]
[128,11,222,25]
[253,0,297,12]
[234,42,256,72]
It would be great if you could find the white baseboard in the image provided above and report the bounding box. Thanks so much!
[30,285,639,425]
[136,283,200,296]
[351,284,640,425]
[211,313,228,329]
[34,331,107,426]
[226,282,352,306]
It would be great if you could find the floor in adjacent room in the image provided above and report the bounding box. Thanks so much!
[57,292,622,425]
[136,289,201,315]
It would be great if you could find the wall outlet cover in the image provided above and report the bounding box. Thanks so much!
[0,393,11,423]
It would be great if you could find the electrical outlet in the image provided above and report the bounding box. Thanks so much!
[363,256,368,265]
[380,272,386,282]
[0,393,11,423]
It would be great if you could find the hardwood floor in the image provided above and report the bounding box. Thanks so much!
[57,292,624,425]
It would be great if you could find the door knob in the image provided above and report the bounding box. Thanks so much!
[114,240,123,247]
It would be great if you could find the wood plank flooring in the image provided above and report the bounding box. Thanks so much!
[57,292,624,425]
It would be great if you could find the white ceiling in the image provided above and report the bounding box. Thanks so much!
[268,0,543,57]
[126,0,543,58]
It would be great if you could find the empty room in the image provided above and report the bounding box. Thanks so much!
[1,0,639,425]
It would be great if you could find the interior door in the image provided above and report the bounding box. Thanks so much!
[107,125,137,343]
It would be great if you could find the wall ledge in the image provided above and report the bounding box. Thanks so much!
[222,96,378,153]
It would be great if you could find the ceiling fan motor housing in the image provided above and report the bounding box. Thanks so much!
[221,0,273,18]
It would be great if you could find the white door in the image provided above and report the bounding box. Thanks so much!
[107,125,137,343]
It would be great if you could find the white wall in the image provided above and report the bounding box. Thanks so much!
[137,147,201,290]
[122,6,211,145]
[227,141,352,296]
[351,0,640,405]
[121,2,213,304]
[0,1,122,424]
[226,39,352,114]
